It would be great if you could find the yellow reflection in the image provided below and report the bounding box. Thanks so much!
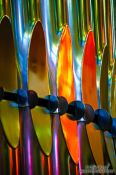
[0,16,19,148]
[57,26,79,164]
[111,60,116,117]
[28,21,52,155]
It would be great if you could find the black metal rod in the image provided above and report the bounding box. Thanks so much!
[3,91,18,103]
[37,97,52,108]
[67,101,85,120]
[27,90,59,112]
[0,87,116,137]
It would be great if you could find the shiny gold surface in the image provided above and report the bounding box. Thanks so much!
[111,60,116,117]
[104,0,114,69]
[0,1,115,174]
[91,0,106,59]
[0,0,10,20]
[57,26,79,164]
[54,0,66,33]
[105,59,116,172]
[82,31,104,166]
[102,2,116,172]
[78,0,91,43]
[100,46,108,111]
[28,21,52,156]
[105,135,116,172]
[0,16,19,148]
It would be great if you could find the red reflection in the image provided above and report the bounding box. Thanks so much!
[82,31,104,166]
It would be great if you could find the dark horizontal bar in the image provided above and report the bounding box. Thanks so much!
[3,91,18,103]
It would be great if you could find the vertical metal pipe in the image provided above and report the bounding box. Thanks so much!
[54,0,66,33]
[40,0,62,94]
[77,0,91,45]
[40,1,70,175]
[0,0,11,20]
[110,0,116,59]
[10,0,40,89]
[91,0,106,62]
[103,1,116,173]
[10,1,46,174]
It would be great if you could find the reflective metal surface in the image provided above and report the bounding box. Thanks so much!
[0,0,116,174]
[57,25,79,164]
[102,1,116,172]
[0,16,20,175]
[82,31,104,167]
[0,16,19,148]
[28,21,52,155]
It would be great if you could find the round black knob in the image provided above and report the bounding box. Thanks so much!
[84,104,95,124]
[44,95,59,113]
[67,101,85,120]
[110,118,116,137]
[28,90,59,112]
[94,109,112,131]
[28,90,38,108]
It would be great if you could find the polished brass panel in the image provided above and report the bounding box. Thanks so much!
[57,25,79,164]
[82,31,104,167]
[28,21,52,155]
[0,16,19,148]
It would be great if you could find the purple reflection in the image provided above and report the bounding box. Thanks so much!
[52,116,60,175]
[27,136,32,175]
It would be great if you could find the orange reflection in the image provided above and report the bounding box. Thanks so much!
[9,147,19,175]
[15,148,19,175]
[57,26,79,164]
[9,147,13,175]
[48,156,51,175]
[75,165,79,175]
[82,31,104,166]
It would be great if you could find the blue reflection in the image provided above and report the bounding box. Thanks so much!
[11,0,35,89]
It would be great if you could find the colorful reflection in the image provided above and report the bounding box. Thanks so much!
[57,26,79,165]
[0,0,116,174]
